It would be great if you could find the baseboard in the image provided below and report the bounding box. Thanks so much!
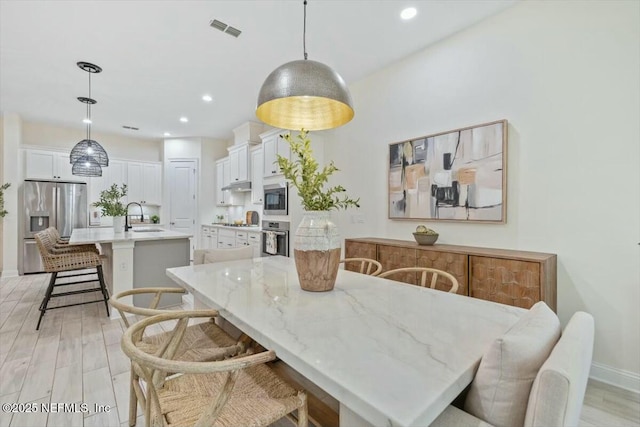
[0,269,19,279]
[591,362,640,394]
[182,293,194,308]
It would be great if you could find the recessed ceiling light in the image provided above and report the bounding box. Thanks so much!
[179,117,189,123]
[202,94,213,102]
[164,132,171,137]
[82,118,92,124]
[400,7,417,20]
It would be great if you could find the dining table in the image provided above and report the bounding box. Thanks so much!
[166,256,525,427]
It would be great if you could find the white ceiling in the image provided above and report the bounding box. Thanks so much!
[0,0,516,141]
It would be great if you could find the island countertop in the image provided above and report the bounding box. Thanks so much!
[69,227,192,244]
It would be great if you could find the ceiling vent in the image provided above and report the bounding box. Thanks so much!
[122,125,139,131]
[209,19,242,38]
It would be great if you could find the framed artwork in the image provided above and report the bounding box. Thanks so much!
[388,119,507,223]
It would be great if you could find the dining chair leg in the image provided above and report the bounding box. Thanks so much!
[96,265,110,316]
[297,392,308,427]
[36,272,57,330]
[129,367,138,426]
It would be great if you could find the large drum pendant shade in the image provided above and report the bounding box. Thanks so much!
[256,59,354,131]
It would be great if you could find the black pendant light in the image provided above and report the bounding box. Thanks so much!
[72,155,102,177]
[71,62,108,176]
[256,0,354,131]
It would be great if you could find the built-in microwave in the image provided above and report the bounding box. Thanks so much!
[263,183,288,216]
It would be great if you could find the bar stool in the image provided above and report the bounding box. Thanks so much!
[34,230,110,330]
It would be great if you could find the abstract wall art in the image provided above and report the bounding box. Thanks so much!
[388,120,507,222]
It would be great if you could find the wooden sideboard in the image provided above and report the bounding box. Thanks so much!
[345,238,557,311]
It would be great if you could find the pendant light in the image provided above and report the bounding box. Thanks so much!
[72,155,102,177]
[70,62,109,176]
[256,0,354,131]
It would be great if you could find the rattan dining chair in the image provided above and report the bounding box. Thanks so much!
[110,288,249,426]
[379,267,459,293]
[121,310,308,427]
[34,230,109,330]
[339,258,383,276]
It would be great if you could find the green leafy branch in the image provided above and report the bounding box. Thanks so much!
[0,182,11,218]
[277,130,360,211]
[92,183,128,217]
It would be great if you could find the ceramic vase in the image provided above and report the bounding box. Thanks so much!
[293,211,341,292]
[112,216,125,234]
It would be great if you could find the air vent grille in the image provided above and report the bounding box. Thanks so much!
[210,19,227,32]
[122,125,139,131]
[209,19,241,38]
[225,26,241,38]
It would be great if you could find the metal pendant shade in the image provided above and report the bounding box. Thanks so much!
[70,139,109,167]
[71,155,102,177]
[256,0,354,131]
[256,59,354,131]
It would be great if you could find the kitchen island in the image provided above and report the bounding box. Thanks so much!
[69,227,192,315]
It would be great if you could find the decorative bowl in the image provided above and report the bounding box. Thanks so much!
[413,232,439,245]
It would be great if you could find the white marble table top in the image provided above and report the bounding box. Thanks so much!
[69,227,192,244]
[166,256,525,427]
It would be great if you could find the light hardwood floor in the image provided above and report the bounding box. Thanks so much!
[0,273,638,427]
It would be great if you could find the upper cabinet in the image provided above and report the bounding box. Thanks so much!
[25,149,81,182]
[250,146,264,205]
[216,158,236,206]
[89,159,128,205]
[261,129,290,178]
[227,143,250,182]
[127,162,162,205]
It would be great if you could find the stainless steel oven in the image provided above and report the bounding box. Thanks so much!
[261,221,289,257]
[263,182,288,216]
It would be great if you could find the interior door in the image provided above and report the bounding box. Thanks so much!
[168,159,197,240]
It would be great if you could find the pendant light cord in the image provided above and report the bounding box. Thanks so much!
[303,0,308,60]
[87,71,92,143]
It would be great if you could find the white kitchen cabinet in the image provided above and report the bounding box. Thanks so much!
[201,226,218,249]
[89,160,128,205]
[250,147,264,205]
[215,158,236,206]
[127,162,162,205]
[227,144,250,183]
[217,228,236,249]
[248,231,262,257]
[235,230,250,248]
[25,149,82,182]
[261,129,290,178]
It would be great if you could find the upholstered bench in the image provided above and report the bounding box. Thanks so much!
[430,303,594,427]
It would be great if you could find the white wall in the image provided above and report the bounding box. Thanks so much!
[22,120,162,161]
[326,0,640,390]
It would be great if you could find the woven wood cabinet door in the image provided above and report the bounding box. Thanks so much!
[377,245,417,285]
[469,256,541,309]
[344,240,377,273]
[416,250,468,295]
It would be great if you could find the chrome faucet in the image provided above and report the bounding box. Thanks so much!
[125,202,144,231]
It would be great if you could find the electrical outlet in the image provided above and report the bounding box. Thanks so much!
[120,262,127,271]
[351,214,365,224]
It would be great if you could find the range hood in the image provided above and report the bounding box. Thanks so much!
[222,181,252,192]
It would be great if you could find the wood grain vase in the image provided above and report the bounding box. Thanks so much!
[294,211,341,292]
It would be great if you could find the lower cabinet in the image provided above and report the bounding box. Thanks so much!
[217,229,236,249]
[344,238,556,311]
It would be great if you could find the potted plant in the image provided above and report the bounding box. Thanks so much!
[93,183,128,233]
[277,130,359,292]
[150,215,160,224]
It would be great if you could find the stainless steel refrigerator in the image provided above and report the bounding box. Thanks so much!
[23,179,88,274]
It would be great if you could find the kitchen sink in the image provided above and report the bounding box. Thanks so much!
[132,228,164,233]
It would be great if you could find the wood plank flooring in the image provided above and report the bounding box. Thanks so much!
[0,273,638,427]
